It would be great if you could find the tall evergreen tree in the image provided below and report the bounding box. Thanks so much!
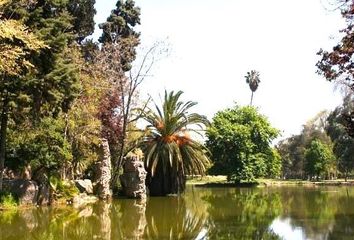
[0,0,96,185]
[68,0,96,43]
[0,17,47,189]
[99,0,141,71]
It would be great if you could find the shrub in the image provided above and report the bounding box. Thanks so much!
[49,176,79,200]
[0,191,18,209]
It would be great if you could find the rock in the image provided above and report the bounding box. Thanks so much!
[37,183,50,205]
[3,179,38,205]
[120,199,147,238]
[78,206,93,218]
[20,209,37,230]
[72,193,98,208]
[120,154,147,199]
[95,138,112,200]
[32,169,51,205]
[21,164,32,180]
[74,179,93,194]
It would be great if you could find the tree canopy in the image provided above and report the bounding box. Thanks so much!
[277,111,334,179]
[326,93,354,180]
[99,0,140,71]
[305,139,335,179]
[317,1,354,90]
[206,105,280,183]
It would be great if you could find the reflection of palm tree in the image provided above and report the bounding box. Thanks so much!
[144,196,207,239]
[141,90,210,196]
[245,70,260,106]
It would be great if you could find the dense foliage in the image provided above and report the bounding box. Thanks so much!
[277,104,354,180]
[326,93,354,180]
[304,139,335,179]
[0,0,143,195]
[206,105,280,183]
[99,0,140,71]
[277,111,335,179]
[317,0,354,137]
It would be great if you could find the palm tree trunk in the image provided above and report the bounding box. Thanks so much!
[250,91,254,106]
[147,162,186,196]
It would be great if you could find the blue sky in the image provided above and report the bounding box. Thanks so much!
[93,0,345,140]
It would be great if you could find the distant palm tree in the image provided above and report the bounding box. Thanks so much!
[245,70,260,106]
[141,90,210,196]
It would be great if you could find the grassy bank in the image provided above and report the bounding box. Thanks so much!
[187,176,354,187]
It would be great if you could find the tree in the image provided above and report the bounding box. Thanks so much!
[317,1,354,137]
[316,1,354,90]
[141,90,210,196]
[68,0,96,43]
[96,0,143,190]
[277,135,305,179]
[6,117,73,178]
[0,17,46,189]
[63,46,107,179]
[0,0,95,186]
[277,111,334,179]
[206,105,279,183]
[327,93,354,180]
[99,0,141,71]
[245,70,260,106]
[94,40,168,191]
[304,139,335,180]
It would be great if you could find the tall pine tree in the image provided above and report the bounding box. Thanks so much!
[68,0,96,43]
[99,0,140,71]
[0,0,96,185]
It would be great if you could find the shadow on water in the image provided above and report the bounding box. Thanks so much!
[2,186,354,239]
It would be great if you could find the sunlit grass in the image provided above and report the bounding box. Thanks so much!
[187,176,354,186]
[186,175,227,185]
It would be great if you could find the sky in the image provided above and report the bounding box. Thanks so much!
[93,0,345,141]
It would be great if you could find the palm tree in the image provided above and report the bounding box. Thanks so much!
[245,70,260,106]
[141,90,210,196]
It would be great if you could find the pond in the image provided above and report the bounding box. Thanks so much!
[1,185,354,239]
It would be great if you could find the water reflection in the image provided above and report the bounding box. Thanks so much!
[200,187,282,239]
[1,186,354,239]
[269,187,354,240]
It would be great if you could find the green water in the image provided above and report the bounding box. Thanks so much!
[1,186,354,240]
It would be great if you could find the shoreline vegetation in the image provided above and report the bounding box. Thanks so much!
[187,175,354,187]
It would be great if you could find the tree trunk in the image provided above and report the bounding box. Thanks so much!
[0,97,9,191]
[147,162,186,196]
[250,91,254,106]
[146,162,166,196]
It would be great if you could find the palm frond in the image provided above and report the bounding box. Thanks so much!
[140,90,211,194]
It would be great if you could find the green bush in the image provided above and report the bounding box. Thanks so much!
[49,176,79,200]
[0,191,18,209]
